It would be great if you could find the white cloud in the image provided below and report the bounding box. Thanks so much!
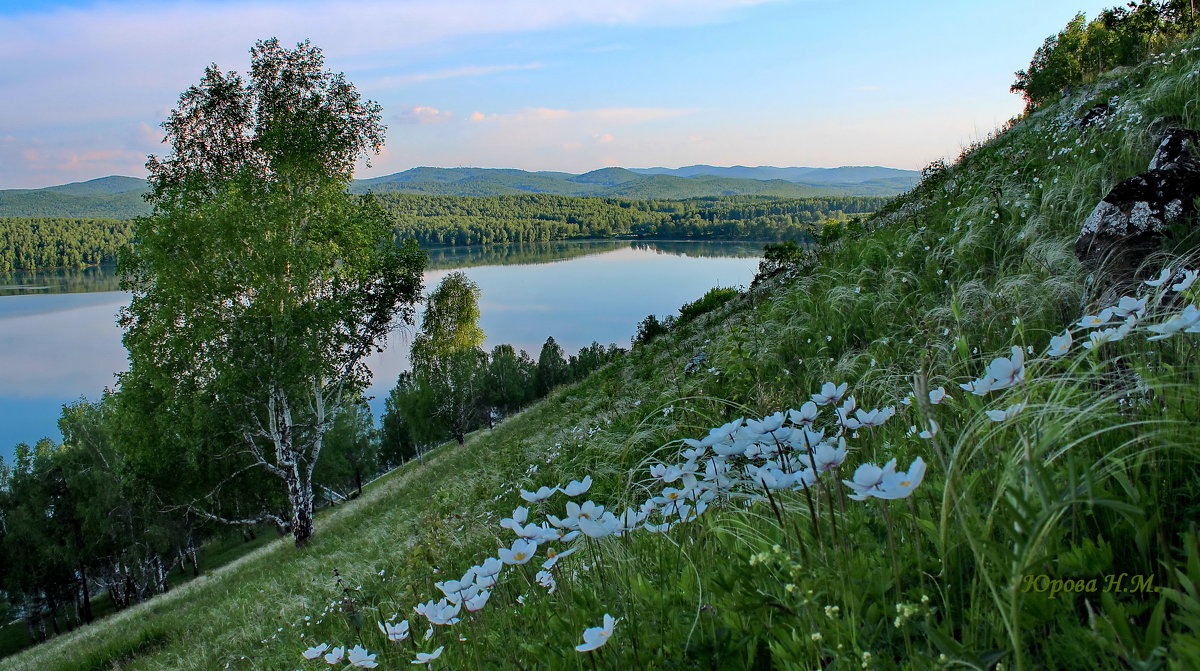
[466,106,691,125]
[366,62,542,89]
[393,105,455,124]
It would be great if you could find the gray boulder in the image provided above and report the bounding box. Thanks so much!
[1076,127,1200,276]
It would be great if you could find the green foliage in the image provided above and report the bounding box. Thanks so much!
[1,194,881,272]
[1012,1,1199,110]
[0,218,134,272]
[486,343,537,419]
[752,239,815,286]
[410,271,485,370]
[316,401,379,498]
[633,313,672,347]
[380,371,436,465]
[116,38,425,545]
[381,193,877,246]
[0,190,149,219]
[678,287,740,325]
[535,336,569,396]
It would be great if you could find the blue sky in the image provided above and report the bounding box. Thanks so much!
[0,0,1119,188]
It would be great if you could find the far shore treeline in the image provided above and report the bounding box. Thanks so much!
[0,193,883,272]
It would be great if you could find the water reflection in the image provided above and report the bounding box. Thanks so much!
[0,265,123,296]
[0,241,762,458]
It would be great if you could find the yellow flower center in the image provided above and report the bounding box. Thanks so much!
[514,552,527,561]
[900,480,911,487]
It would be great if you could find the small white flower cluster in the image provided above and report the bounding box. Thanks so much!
[1048,270,1200,355]
[297,379,925,666]
[301,643,380,668]
[952,266,1200,426]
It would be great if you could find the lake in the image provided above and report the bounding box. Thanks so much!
[0,240,762,461]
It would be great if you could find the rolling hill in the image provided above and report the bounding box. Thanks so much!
[0,166,918,218]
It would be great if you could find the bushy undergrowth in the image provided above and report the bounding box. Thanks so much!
[10,33,1200,671]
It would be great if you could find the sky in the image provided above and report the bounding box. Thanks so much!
[0,0,1121,189]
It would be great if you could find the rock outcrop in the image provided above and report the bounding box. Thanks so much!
[1075,126,1200,277]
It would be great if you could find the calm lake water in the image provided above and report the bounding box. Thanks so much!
[0,240,762,460]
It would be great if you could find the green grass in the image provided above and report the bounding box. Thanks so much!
[8,34,1200,671]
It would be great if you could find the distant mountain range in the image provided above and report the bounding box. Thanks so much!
[0,166,918,219]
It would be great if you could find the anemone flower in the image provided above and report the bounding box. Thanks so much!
[1173,269,1198,292]
[578,511,621,539]
[562,476,592,497]
[1109,295,1147,320]
[1146,304,1200,339]
[542,545,578,570]
[928,387,949,404]
[746,464,793,490]
[985,402,1026,422]
[411,646,445,665]
[812,381,849,406]
[1077,308,1115,329]
[746,411,785,434]
[476,556,503,577]
[843,460,893,501]
[788,401,820,426]
[575,614,618,652]
[812,440,848,471]
[1145,268,1172,287]
[499,538,538,565]
[918,419,939,440]
[500,506,529,532]
[959,377,994,396]
[874,457,927,499]
[1046,329,1072,356]
[324,646,346,665]
[378,620,411,642]
[535,570,558,593]
[464,590,492,612]
[520,485,557,503]
[1083,320,1133,349]
[303,643,329,660]
[985,346,1025,390]
[416,598,461,626]
[347,644,379,668]
[851,406,896,429]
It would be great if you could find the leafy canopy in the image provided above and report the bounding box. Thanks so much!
[116,38,425,541]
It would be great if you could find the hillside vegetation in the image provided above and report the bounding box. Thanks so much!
[9,23,1200,671]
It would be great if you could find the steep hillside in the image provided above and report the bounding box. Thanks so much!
[10,34,1200,671]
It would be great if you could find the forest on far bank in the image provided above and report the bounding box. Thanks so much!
[0,193,884,272]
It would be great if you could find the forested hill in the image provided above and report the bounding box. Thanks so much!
[0,166,915,219]
[378,193,885,245]
[350,165,917,198]
[0,195,884,271]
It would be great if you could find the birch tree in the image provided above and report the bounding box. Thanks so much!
[117,38,425,546]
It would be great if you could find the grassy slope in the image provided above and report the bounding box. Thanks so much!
[9,39,1200,671]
